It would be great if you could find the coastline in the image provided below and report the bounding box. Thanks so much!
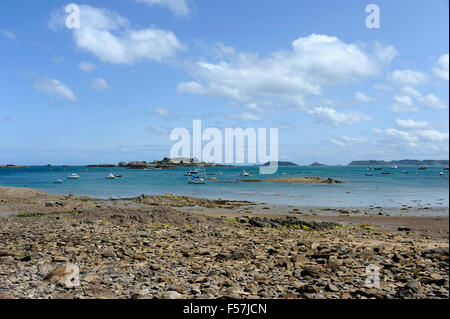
[0,186,448,299]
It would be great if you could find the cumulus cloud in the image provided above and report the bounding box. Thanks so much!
[178,34,395,103]
[90,77,109,91]
[49,5,183,64]
[79,61,96,72]
[390,95,419,113]
[137,0,190,16]
[308,107,372,126]
[373,127,448,148]
[355,92,375,103]
[389,69,428,86]
[396,119,429,129]
[418,94,448,110]
[400,86,422,98]
[433,54,449,81]
[33,77,77,102]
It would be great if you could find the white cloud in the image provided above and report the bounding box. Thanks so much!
[240,112,263,122]
[384,128,419,144]
[33,77,77,102]
[179,34,395,103]
[355,92,375,103]
[396,119,429,129]
[1,29,16,39]
[390,95,419,113]
[418,94,448,110]
[50,5,183,65]
[373,127,449,149]
[415,130,449,142]
[308,107,372,126]
[152,106,170,116]
[433,54,449,81]
[341,136,365,142]
[330,139,345,147]
[137,0,190,16]
[177,81,206,94]
[79,61,96,72]
[389,69,428,86]
[400,86,422,98]
[90,77,109,91]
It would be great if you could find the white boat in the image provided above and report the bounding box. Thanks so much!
[184,169,199,176]
[67,173,80,179]
[239,169,251,177]
[391,166,398,169]
[105,173,117,179]
[440,172,444,176]
[53,179,63,184]
[188,175,206,184]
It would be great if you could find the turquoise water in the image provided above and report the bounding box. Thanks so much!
[0,166,448,209]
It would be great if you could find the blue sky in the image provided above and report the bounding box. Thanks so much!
[0,0,449,165]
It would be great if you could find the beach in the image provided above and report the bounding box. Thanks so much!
[0,186,448,299]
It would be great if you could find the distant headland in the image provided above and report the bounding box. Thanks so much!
[347,159,449,166]
[85,157,232,169]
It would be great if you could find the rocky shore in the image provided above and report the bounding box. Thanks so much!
[0,187,448,299]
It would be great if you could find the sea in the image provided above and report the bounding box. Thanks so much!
[0,165,448,211]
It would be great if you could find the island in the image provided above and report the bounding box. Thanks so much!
[348,159,449,166]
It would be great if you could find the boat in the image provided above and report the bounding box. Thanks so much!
[188,175,206,184]
[444,167,449,171]
[113,174,122,178]
[380,171,390,175]
[418,166,428,170]
[374,168,382,171]
[440,172,444,176]
[239,169,251,177]
[184,169,199,176]
[365,173,373,176]
[105,173,117,179]
[391,166,398,169]
[67,173,80,179]
[53,179,63,184]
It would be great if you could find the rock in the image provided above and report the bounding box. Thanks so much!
[14,251,32,262]
[300,266,324,278]
[325,283,339,292]
[85,286,117,299]
[421,247,449,260]
[405,280,421,292]
[161,291,182,299]
[52,256,70,263]
[397,227,411,231]
[43,265,79,288]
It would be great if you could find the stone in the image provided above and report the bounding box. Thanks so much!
[161,291,182,299]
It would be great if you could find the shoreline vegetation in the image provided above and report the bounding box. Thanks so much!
[0,186,448,299]
[1,158,448,169]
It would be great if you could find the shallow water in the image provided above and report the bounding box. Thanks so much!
[0,165,448,209]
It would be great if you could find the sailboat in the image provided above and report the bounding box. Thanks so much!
[239,169,251,177]
[187,166,207,184]
[105,173,117,179]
